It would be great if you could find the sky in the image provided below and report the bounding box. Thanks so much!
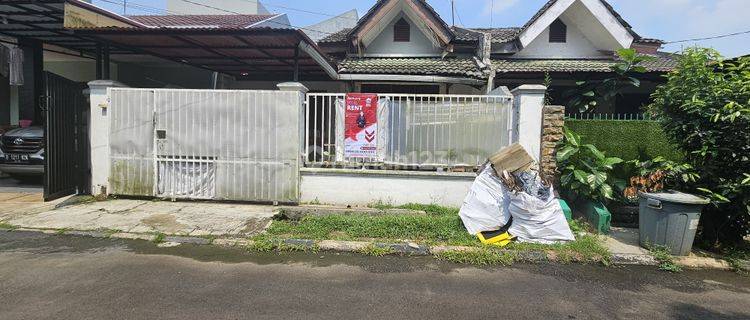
[93,0,750,57]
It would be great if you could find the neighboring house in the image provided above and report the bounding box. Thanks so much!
[0,0,678,130]
[317,0,676,113]
[303,9,359,43]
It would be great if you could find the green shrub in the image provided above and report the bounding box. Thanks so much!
[648,48,750,246]
[565,119,682,162]
[557,127,623,202]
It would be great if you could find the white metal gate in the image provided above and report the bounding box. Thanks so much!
[108,88,300,203]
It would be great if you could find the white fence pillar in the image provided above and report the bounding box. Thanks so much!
[87,80,127,197]
[277,82,309,162]
[511,84,547,162]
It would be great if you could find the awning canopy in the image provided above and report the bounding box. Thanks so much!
[74,27,339,80]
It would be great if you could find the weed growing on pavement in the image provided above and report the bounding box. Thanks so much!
[152,233,166,244]
[434,248,516,266]
[649,245,683,273]
[358,244,394,257]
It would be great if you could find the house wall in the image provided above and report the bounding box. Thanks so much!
[514,15,609,59]
[365,12,442,57]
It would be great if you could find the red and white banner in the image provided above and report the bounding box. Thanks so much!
[344,93,378,158]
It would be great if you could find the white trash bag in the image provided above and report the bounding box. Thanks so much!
[459,165,512,235]
[507,185,575,244]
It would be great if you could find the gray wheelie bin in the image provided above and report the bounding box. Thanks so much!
[639,191,710,256]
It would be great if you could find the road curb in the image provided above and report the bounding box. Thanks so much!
[1,227,746,271]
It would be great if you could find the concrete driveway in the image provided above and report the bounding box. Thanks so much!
[1,231,749,320]
[1,198,276,237]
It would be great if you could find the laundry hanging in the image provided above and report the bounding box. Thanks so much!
[8,46,24,86]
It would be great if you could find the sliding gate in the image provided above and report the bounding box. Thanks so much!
[108,88,300,203]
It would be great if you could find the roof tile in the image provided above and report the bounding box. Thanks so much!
[492,52,678,73]
[127,14,276,29]
[339,57,485,78]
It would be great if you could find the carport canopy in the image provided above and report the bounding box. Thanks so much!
[0,0,339,81]
[73,27,339,81]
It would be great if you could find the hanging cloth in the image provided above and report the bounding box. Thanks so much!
[8,46,24,86]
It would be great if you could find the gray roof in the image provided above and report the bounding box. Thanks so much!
[339,57,484,78]
[319,27,351,44]
[451,27,522,44]
[319,0,658,45]
[492,52,678,73]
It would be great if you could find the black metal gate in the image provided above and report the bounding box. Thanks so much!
[43,72,89,201]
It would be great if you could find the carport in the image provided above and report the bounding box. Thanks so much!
[0,0,338,201]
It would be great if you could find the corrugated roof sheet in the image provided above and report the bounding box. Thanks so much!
[127,14,277,29]
[492,52,678,73]
[339,57,485,78]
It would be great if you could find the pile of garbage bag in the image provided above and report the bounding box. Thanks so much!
[459,144,575,246]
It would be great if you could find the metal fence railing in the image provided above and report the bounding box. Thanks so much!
[304,93,514,170]
[565,113,653,121]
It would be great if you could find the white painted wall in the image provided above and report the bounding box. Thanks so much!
[300,169,474,207]
[365,12,442,57]
[514,15,608,59]
[87,80,127,196]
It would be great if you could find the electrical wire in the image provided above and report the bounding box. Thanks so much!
[665,29,750,44]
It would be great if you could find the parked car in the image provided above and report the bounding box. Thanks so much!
[0,126,45,177]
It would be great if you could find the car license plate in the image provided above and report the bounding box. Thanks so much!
[6,154,29,163]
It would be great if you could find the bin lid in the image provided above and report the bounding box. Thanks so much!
[639,190,711,205]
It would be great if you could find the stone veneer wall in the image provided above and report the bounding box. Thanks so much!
[541,105,565,185]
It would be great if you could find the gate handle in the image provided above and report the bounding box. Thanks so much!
[647,198,662,210]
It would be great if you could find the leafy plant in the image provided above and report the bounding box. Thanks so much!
[648,48,750,246]
[621,156,699,204]
[564,48,655,113]
[557,127,624,202]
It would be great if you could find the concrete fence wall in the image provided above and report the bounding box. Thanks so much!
[88,81,550,208]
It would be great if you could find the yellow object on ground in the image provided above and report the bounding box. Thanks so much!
[477,231,515,247]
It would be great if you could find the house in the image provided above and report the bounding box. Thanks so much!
[0,0,677,204]
[315,0,676,114]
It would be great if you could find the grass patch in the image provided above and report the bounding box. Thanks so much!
[264,203,611,265]
[266,211,475,246]
[0,221,17,230]
[247,235,318,253]
[435,248,516,266]
[357,244,394,257]
[506,233,611,265]
[649,245,683,273]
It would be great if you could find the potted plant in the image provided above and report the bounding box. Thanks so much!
[557,128,623,233]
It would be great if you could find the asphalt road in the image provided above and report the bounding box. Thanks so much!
[1,231,749,320]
